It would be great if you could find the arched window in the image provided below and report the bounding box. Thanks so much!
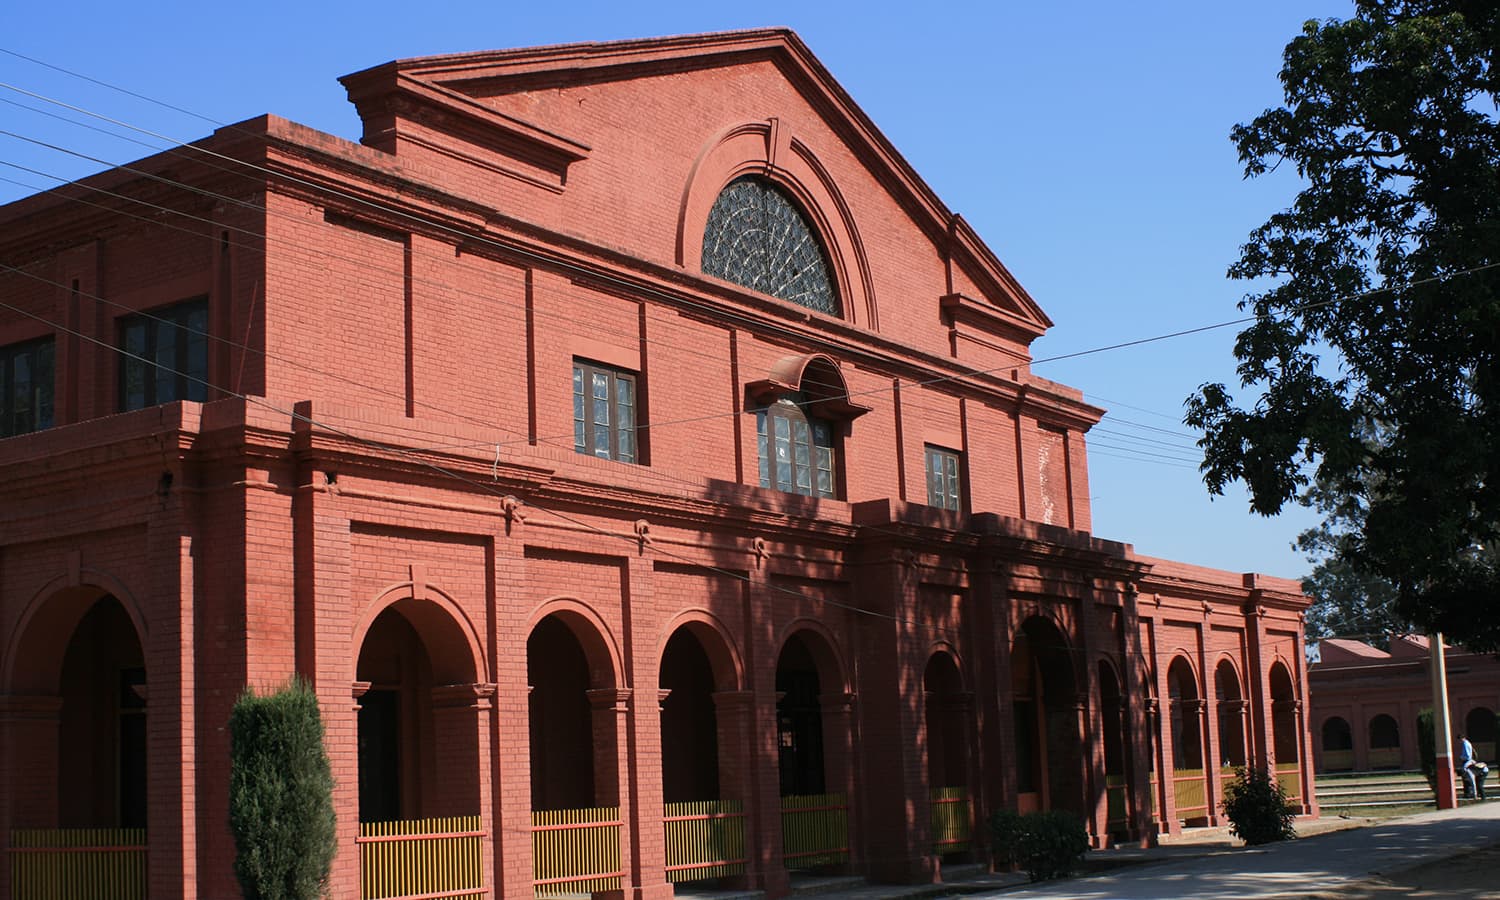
[1367,713,1402,769]
[1468,707,1498,760]
[702,177,840,316]
[1322,717,1353,752]
[1369,714,1400,749]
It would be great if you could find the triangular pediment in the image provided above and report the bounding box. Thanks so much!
[340,29,1051,337]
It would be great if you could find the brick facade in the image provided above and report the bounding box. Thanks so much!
[0,30,1311,899]
[1310,636,1500,773]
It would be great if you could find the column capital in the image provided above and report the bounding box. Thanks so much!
[819,691,856,711]
[1179,698,1209,715]
[432,682,497,709]
[587,687,632,712]
[711,690,754,711]
[0,693,63,719]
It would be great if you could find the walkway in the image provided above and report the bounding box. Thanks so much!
[972,801,1500,899]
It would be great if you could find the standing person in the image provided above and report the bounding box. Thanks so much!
[1458,734,1487,800]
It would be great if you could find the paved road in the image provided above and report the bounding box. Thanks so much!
[986,802,1500,899]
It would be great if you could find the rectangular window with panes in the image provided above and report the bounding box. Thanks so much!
[924,444,963,511]
[756,396,837,499]
[572,360,638,463]
[1,336,55,438]
[119,297,209,411]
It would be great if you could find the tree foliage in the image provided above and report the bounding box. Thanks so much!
[1187,0,1500,649]
[1297,467,1405,645]
[229,677,337,900]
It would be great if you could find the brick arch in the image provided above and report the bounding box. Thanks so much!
[1269,657,1298,692]
[656,608,744,692]
[1212,655,1243,696]
[676,119,877,328]
[1096,653,1125,689]
[1014,613,1083,700]
[1166,653,1201,698]
[526,597,625,691]
[924,640,967,691]
[1268,659,1301,765]
[775,616,851,695]
[352,582,486,685]
[4,569,145,694]
[1321,715,1353,750]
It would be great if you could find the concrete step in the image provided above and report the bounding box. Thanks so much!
[674,889,765,900]
[1320,798,1437,809]
[1319,786,1433,797]
[788,875,869,897]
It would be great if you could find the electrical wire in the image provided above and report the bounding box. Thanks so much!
[5,70,1496,467]
[0,147,1206,473]
[10,47,1485,574]
[0,292,967,638]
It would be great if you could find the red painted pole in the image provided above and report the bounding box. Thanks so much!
[1431,634,1458,810]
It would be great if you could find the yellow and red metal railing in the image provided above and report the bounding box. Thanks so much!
[9,827,147,900]
[1275,763,1302,801]
[663,799,746,883]
[358,816,486,900]
[780,793,849,870]
[1172,768,1208,821]
[929,786,971,852]
[1104,775,1129,836]
[531,806,622,896]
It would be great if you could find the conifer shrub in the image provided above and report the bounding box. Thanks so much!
[1417,707,1437,790]
[229,677,336,900]
[989,809,1089,882]
[1220,766,1296,846]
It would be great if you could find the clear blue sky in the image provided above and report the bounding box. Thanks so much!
[0,1,1359,579]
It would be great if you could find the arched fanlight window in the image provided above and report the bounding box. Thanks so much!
[701,177,840,316]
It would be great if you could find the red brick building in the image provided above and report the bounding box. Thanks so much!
[1310,636,1499,773]
[0,30,1313,900]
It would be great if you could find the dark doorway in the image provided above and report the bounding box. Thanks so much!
[57,597,146,828]
[528,615,598,810]
[358,689,401,822]
[660,629,720,803]
[776,635,825,797]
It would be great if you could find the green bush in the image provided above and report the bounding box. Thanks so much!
[1417,707,1437,789]
[988,809,1024,869]
[229,677,337,900]
[989,809,1089,882]
[1221,767,1296,846]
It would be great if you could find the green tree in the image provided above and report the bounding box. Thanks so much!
[1296,467,1405,645]
[229,677,337,900]
[1187,0,1500,650]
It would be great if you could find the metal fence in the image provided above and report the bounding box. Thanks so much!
[1172,768,1208,821]
[1276,763,1302,801]
[663,799,746,883]
[1105,775,1129,837]
[929,786,971,852]
[358,816,486,900]
[532,806,622,896]
[10,828,147,900]
[780,793,849,870]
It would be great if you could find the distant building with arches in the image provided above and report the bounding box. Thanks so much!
[1310,636,1500,773]
[0,30,1312,900]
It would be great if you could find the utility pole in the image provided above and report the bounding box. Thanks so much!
[1431,633,1457,809]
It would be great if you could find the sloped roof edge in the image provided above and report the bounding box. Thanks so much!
[340,28,1051,335]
